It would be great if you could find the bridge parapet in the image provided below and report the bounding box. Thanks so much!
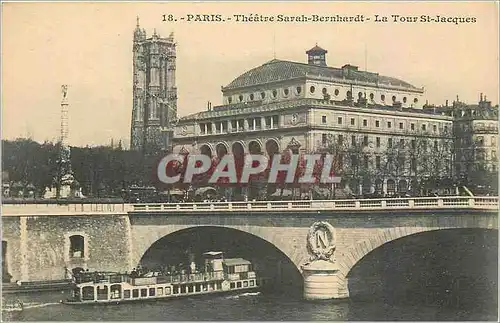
[2,203,130,216]
[132,196,498,212]
[2,196,498,216]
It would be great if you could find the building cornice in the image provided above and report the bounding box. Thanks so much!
[177,98,454,124]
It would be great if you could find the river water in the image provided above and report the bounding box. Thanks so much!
[2,290,497,321]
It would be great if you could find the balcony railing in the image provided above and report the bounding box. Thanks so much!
[2,196,497,216]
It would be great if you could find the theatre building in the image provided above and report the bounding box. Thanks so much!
[171,45,456,198]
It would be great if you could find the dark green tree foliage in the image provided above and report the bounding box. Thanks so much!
[2,139,160,198]
[2,139,59,197]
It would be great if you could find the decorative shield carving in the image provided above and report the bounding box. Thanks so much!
[179,146,189,154]
[287,137,301,150]
[306,221,336,261]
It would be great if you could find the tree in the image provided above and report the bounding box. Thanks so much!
[312,134,372,197]
[2,139,59,198]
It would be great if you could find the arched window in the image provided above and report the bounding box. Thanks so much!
[69,235,85,258]
[392,95,397,102]
[2,240,10,283]
[375,179,383,193]
[334,89,339,96]
[249,93,254,101]
[260,92,266,99]
[272,89,278,98]
[310,86,315,93]
[387,179,396,195]
[238,95,243,102]
[398,179,408,193]
[381,94,386,101]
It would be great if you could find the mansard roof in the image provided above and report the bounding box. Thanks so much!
[222,59,422,92]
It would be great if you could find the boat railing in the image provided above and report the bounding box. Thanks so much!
[74,271,226,285]
[74,273,128,284]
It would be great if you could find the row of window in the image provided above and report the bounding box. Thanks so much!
[476,150,498,160]
[197,115,451,136]
[327,153,451,173]
[227,86,420,105]
[82,279,257,301]
[456,163,497,173]
[321,134,450,150]
[311,86,419,104]
[199,115,280,134]
[228,87,303,103]
[476,136,497,146]
[320,115,449,133]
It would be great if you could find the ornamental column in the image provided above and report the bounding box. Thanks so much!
[302,221,348,300]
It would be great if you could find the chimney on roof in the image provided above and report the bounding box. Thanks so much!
[445,100,448,107]
[480,93,484,102]
[306,44,328,67]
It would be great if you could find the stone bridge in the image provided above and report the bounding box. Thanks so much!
[2,196,498,299]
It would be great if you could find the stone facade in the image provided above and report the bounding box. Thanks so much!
[436,95,499,176]
[3,215,131,282]
[131,18,177,153]
[171,45,462,196]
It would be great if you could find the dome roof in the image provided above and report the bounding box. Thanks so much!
[222,59,421,92]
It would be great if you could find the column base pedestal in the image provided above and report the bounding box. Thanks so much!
[302,260,347,301]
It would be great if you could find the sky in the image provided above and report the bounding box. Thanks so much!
[2,2,498,148]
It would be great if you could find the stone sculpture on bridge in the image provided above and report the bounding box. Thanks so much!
[306,221,336,262]
[302,221,343,301]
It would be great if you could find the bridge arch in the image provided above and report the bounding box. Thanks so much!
[334,216,497,298]
[132,225,304,294]
[343,228,498,310]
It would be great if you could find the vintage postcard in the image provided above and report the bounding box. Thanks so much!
[1,1,498,321]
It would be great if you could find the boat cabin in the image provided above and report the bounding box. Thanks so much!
[222,258,256,281]
[203,251,224,272]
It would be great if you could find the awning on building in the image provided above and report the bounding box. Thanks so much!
[270,189,293,197]
[160,189,184,196]
[195,187,217,196]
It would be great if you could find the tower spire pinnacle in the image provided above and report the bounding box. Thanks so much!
[136,16,140,28]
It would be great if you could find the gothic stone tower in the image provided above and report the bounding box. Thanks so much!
[130,18,178,153]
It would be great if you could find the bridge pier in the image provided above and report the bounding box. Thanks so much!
[302,260,348,300]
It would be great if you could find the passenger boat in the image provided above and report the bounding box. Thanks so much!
[62,251,265,305]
